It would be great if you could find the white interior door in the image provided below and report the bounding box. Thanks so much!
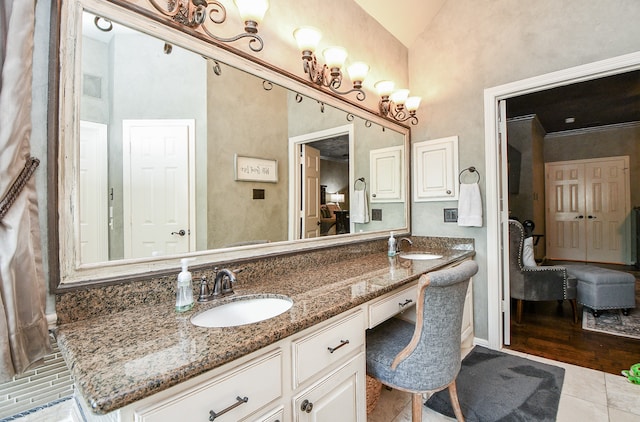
[584,157,629,263]
[498,100,511,345]
[545,161,586,261]
[546,156,629,264]
[79,120,108,264]
[123,119,195,259]
[301,144,321,239]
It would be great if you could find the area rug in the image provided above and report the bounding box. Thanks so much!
[425,346,564,422]
[582,307,640,340]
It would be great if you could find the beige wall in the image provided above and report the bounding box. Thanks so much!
[545,124,640,207]
[408,0,640,340]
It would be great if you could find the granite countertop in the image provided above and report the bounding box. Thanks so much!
[56,246,473,414]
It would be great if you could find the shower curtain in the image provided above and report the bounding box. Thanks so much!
[0,0,51,382]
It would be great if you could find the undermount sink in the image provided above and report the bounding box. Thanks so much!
[398,253,443,260]
[191,295,293,328]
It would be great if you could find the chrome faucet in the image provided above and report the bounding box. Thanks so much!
[397,237,413,254]
[197,267,242,302]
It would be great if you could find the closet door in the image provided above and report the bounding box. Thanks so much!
[584,158,628,263]
[545,156,629,264]
[545,162,586,261]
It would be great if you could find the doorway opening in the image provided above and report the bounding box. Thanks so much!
[288,124,355,240]
[484,52,640,350]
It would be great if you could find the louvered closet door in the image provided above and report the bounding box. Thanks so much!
[545,157,629,264]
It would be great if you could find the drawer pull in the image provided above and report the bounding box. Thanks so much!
[398,299,413,307]
[327,339,349,353]
[301,399,314,413]
[209,396,248,421]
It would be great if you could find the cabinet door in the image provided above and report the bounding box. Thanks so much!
[370,146,404,202]
[413,136,458,201]
[294,353,366,422]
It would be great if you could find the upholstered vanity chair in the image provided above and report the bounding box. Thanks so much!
[508,219,578,324]
[366,260,478,422]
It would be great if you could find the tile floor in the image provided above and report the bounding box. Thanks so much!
[367,346,640,422]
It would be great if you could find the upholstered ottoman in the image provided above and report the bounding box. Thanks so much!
[565,265,636,317]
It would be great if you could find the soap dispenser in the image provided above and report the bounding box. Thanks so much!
[388,231,397,257]
[176,258,195,312]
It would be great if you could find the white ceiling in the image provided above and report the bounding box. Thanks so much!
[353,0,447,47]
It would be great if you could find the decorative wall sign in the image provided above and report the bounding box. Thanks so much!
[234,155,278,183]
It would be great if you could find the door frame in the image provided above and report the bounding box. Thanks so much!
[288,124,355,241]
[484,51,640,349]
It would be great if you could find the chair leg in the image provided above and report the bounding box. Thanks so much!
[412,393,423,422]
[448,381,465,422]
[570,299,578,324]
[516,299,523,324]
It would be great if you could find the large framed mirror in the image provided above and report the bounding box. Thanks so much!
[52,0,410,288]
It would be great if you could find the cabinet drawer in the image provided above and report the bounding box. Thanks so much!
[134,350,282,422]
[292,310,365,387]
[368,283,416,328]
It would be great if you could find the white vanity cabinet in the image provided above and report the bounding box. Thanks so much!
[370,145,405,202]
[413,136,459,201]
[108,269,473,422]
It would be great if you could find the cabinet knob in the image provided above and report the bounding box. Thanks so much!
[301,399,314,413]
[446,190,452,195]
[372,193,376,197]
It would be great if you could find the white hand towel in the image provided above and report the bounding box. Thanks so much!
[351,189,369,224]
[457,183,482,227]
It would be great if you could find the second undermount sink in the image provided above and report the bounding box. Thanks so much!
[191,295,293,328]
[398,253,443,260]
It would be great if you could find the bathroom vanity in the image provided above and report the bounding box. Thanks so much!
[55,238,474,421]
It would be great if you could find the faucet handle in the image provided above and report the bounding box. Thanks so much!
[197,276,210,302]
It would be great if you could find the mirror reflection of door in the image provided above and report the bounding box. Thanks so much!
[79,120,108,263]
[122,119,195,258]
[301,145,321,238]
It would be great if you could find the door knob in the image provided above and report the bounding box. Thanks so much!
[171,229,186,236]
[574,215,584,219]
[588,215,597,219]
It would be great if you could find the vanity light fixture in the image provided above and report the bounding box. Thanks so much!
[147,0,269,52]
[375,80,421,125]
[293,26,369,101]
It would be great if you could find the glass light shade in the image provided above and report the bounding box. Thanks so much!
[322,47,348,69]
[293,26,322,52]
[347,62,369,82]
[405,96,422,111]
[374,80,395,97]
[390,89,410,105]
[234,0,269,24]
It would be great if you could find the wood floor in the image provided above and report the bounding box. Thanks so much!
[505,264,640,376]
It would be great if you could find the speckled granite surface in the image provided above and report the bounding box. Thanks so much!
[55,237,473,415]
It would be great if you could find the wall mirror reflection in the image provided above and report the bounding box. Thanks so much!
[55,0,410,287]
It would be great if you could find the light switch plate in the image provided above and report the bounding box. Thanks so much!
[444,208,458,222]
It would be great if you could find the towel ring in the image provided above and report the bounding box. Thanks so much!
[354,177,366,191]
[459,166,481,184]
